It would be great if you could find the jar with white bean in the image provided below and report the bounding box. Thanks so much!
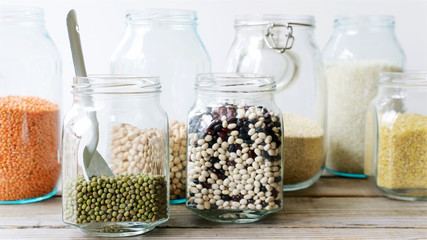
[186,73,283,223]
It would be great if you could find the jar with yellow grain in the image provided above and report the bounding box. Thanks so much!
[0,7,62,204]
[365,72,427,201]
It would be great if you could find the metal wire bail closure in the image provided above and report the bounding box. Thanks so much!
[264,23,295,53]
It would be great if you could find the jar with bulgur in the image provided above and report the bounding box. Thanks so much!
[0,7,62,204]
[365,72,427,201]
[110,9,211,203]
[225,15,327,191]
[62,76,169,237]
[186,73,283,223]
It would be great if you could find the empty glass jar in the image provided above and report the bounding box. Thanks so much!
[0,7,62,204]
[225,15,326,191]
[323,15,405,177]
[62,76,169,237]
[186,73,283,223]
[365,72,427,201]
[111,9,211,203]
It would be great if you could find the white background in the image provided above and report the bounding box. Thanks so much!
[2,0,427,111]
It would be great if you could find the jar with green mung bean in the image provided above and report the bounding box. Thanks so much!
[62,76,169,237]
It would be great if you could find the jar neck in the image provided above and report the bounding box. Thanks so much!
[125,9,197,28]
[0,7,44,26]
[334,15,395,32]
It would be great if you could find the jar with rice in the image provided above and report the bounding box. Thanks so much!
[323,15,405,177]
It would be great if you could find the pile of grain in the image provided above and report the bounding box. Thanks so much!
[378,113,427,189]
[282,113,324,184]
[326,60,402,174]
[0,96,60,201]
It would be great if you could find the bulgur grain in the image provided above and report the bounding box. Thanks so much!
[0,96,60,201]
[282,113,324,184]
[378,113,427,189]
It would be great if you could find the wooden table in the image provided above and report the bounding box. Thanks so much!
[1,176,426,239]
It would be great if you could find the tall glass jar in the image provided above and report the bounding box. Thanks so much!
[0,7,62,204]
[225,15,326,191]
[111,9,211,203]
[62,76,169,237]
[365,72,427,201]
[186,73,283,223]
[323,15,405,177]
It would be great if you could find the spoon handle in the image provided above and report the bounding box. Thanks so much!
[67,9,87,77]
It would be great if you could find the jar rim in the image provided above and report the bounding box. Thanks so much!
[196,73,276,93]
[379,71,427,87]
[0,6,44,23]
[72,75,161,95]
[126,8,197,24]
[235,14,314,27]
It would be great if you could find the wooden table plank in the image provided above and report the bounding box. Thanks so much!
[1,177,426,239]
[0,228,426,239]
[285,177,381,197]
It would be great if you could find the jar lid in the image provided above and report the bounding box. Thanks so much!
[235,14,314,27]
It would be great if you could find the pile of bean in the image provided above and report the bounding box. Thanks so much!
[110,124,166,176]
[169,120,187,200]
[63,174,168,224]
[186,104,282,211]
[0,96,60,201]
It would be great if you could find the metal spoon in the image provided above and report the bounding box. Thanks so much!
[66,9,114,181]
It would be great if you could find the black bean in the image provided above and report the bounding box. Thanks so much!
[260,185,267,192]
[208,119,221,130]
[248,199,255,204]
[244,139,254,144]
[193,179,200,184]
[238,132,249,140]
[211,204,218,209]
[261,201,268,207]
[209,157,219,164]
[221,194,231,201]
[274,176,281,183]
[228,144,236,152]
[262,150,270,159]
[213,123,223,132]
[256,127,264,133]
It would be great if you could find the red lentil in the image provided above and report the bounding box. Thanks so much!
[0,96,61,201]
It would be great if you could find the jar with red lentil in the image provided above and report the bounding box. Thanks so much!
[62,76,169,237]
[0,7,62,204]
[186,73,283,223]
[365,72,427,201]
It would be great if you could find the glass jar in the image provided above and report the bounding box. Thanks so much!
[0,7,62,204]
[62,76,169,237]
[225,15,326,191]
[365,72,427,201]
[186,73,283,223]
[111,9,211,203]
[323,15,405,177]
